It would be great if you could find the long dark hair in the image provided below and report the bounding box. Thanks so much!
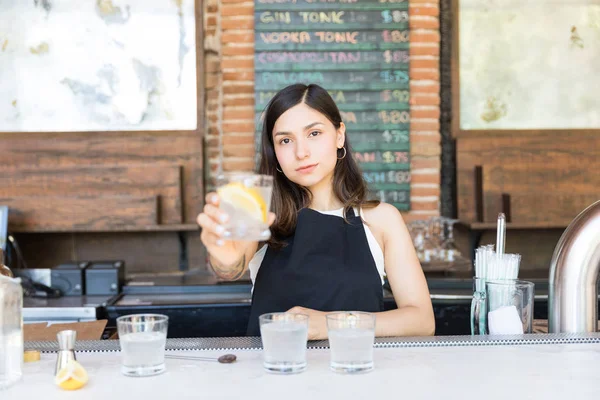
[258,84,378,248]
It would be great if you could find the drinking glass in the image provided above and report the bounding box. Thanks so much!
[216,173,273,241]
[486,280,534,335]
[259,313,309,374]
[326,312,376,374]
[117,314,168,377]
[440,219,460,262]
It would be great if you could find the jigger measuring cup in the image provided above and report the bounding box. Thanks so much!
[55,330,77,375]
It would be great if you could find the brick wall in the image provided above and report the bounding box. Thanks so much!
[203,0,441,219]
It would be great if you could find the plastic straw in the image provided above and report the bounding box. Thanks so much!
[496,213,506,257]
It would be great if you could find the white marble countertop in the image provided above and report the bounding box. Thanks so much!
[4,340,600,400]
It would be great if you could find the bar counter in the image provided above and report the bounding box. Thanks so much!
[6,333,600,399]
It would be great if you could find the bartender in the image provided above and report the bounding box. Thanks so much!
[197,84,435,339]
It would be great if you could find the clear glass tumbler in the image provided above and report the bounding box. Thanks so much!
[117,314,168,377]
[216,173,273,241]
[259,312,309,374]
[326,312,376,374]
[486,280,534,335]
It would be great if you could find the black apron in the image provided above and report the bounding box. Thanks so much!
[246,207,384,336]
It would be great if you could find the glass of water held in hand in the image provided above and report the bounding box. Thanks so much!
[117,314,168,377]
[216,173,273,241]
[326,312,376,374]
[259,313,309,374]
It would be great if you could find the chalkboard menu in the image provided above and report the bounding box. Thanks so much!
[254,0,411,210]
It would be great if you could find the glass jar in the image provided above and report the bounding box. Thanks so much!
[470,277,487,335]
[0,275,23,389]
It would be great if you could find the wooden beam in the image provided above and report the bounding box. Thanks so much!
[2,195,158,231]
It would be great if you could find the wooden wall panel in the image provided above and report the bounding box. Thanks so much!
[456,133,600,223]
[1,195,158,232]
[0,164,183,225]
[0,132,203,224]
[509,193,599,225]
[481,163,600,223]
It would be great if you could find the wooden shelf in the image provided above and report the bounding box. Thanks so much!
[458,221,568,231]
[11,224,200,234]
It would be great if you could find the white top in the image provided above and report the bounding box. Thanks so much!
[248,207,385,287]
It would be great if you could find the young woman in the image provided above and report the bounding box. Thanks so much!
[197,83,435,339]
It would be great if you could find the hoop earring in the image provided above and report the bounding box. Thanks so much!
[276,166,283,173]
[337,147,347,160]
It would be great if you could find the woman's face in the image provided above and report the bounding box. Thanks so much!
[272,103,345,188]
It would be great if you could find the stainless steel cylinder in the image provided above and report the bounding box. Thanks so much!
[549,200,600,333]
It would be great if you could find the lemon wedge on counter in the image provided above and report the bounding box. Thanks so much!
[55,360,88,391]
[217,182,268,222]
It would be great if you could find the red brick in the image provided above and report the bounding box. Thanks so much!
[222,45,254,56]
[222,31,254,43]
[411,142,441,157]
[222,121,255,133]
[410,199,439,211]
[409,69,439,81]
[402,211,440,221]
[410,121,440,131]
[410,83,441,93]
[207,113,218,124]
[222,58,254,69]
[411,94,440,106]
[410,186,441,197]
[410,31,440,43]
[223,84,254,95]
[410,58,438,69]
[221,3,253,17]
[206,137,220,148]
[411,157,441,169]
[206,58,220,73]
[222,0,252,3]
[410,45,439,57]
[222,17,254,30]
[223,96,254,107]
[206,16,217,27]
[223,107,254,120]
[409,18,439,29]
[409,0,439,4]
[410,132,441,142]
[205,73,220,89]
[207,89,220,101]
[205,27,217,36]
[207,3,218,13]
[223,71,255,81]
[410,173,441,185]
[409,5,439,16]
[207,101,219,112]
[410,108,440,119]
[223,134,255,146]
[223,159,255,171]
[223,144,256,157]
[207,126,220,136]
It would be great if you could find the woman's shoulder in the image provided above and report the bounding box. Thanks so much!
[360,202,405,225]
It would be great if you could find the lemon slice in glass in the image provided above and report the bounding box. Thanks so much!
[55,360,89,391]
[217,182,267,222]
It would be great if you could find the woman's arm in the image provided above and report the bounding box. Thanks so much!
[369,203,435,336]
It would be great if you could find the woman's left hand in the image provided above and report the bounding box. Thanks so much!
[287,306,328,340]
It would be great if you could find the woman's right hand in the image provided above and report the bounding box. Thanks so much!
[197,192,275,268]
